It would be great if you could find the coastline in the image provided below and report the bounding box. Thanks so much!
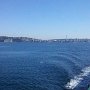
[0,36,90,43]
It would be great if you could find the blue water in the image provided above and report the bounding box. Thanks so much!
[0,42,90,90]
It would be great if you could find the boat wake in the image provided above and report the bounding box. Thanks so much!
[65,66,90,89]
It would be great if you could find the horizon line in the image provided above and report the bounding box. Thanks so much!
[0,35,90,40]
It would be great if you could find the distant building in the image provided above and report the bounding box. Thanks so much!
[4,39,13,42]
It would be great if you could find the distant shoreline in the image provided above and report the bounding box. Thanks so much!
[0,36,90,43]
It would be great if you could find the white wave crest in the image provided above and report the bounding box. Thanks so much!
[65,66,90,89]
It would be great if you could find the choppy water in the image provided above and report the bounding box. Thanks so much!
[0,42,90,90]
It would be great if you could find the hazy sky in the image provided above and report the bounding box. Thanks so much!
[0,0,90,39]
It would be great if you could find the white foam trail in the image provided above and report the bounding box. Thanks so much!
[65,66,90,89]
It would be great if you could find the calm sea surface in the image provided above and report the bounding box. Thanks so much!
[0,42,90,90]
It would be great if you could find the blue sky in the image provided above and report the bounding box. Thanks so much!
[0,0,90,39]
